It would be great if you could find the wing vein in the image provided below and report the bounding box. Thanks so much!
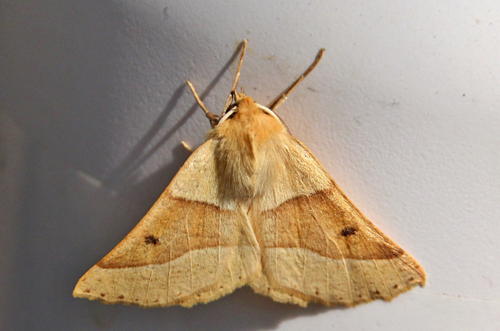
[388,257,407,290]
[311,191,353,304]
[289,149,352,303]
[185,214,194,294]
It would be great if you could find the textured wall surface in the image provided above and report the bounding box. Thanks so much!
[1,1,499,330]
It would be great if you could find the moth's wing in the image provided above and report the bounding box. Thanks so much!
[73,140,261,307]
[250,136,426,307]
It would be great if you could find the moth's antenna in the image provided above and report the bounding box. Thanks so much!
[268,48,325,111]
[222,39,248,114]
[187,80,219,128]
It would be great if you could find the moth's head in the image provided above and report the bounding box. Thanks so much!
[188,40,324,132]
[217,93,285,129]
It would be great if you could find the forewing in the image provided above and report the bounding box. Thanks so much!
[73,140,261,307]
[250,136,425,307]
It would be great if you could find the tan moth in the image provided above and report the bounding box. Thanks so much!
[73,40,425,307]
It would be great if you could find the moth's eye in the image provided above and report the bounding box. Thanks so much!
[227,106,238,119]
[224,103,237,115]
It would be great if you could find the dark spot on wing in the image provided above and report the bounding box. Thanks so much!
[145,235,159,245]
[340,227,357,237]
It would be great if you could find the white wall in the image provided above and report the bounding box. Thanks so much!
[1,1,499,330]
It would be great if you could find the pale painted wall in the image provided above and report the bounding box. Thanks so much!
[1,1,499,330]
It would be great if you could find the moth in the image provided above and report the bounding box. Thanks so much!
[73,40,425,308]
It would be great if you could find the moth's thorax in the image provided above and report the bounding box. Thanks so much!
[208,96,287,204]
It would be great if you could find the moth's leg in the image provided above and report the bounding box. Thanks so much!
[186,80,219,127]
[268,48,325,111]
[222,39,248,115]
[181,141,194,153]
